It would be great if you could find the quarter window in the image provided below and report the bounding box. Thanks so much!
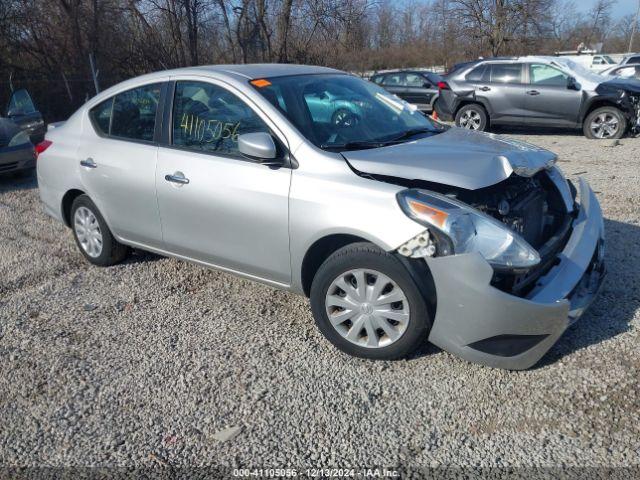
[89,98,113,135]
[111,84,161,141]
[529,64,568,87]
[489,64,523,83]
[172,81,270,156]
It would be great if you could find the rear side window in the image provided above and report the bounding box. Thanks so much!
[382,73,404,86]
[111,84,161,142]
[172,81,270,156]
[466,65,487,82]
[489,64,522,83]
[89,99,113,135]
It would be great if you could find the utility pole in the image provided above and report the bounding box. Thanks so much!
[89,53,100,95]
[630,0,640,52]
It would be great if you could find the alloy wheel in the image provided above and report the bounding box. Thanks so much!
[74,206,103,258]
[590,113,619,139]
[325,268,410,348]
[459,109,482,129]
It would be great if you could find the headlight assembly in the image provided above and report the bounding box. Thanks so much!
[397,189,540,271]
[8,131,31,147]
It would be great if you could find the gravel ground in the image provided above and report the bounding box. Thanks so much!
[1,131,639,471]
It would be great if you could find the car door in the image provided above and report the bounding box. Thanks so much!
[77,82,164,247]
[381,73,408,100]
[155,79,292,285]
[6,89,45,143]
[523,63,582,127]
[468,63,527,124]
[403,73,434,110]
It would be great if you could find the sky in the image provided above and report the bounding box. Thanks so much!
[577,0,638,18]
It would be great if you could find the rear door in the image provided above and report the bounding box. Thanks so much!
[403,72,435,110]
[471,63,527,124]
[77,82,165,247]
[523,63,582,127]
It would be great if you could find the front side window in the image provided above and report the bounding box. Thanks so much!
[172,81,270,156]
[252,74,439,151]
[529,64,568,87]
[111,84,161,141]
[405,73,427,87]
[489,63,523,83]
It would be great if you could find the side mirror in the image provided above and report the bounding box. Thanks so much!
[567,76,579,90]
[238,132,280,164]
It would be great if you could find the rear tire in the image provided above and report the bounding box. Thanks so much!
[70,195,129,266]
[455,104,489,131]
[310,242,432,360]
[583,106,626,139]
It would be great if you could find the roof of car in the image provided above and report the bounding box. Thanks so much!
[168,63,343,79]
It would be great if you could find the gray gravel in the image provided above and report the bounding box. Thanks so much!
[1,132,639,469]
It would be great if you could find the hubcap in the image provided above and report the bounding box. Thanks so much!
[325,268,410,348]
[459,110,482,130]
[74,206,103,258]
[590,113,619,138]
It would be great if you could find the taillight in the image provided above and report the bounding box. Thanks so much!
[35,140,52,159]
[437,81,450,90]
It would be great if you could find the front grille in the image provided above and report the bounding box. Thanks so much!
[0,162,18,172]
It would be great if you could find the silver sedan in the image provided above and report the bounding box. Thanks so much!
[37,64,605,369]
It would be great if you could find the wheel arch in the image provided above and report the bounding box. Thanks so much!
[454,99,491,117]
[61,188,86,227]
[581,99,624,123]
[300,234,370,297]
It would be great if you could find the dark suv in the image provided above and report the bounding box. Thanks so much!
[370,70,441,113]
[437,56,640,139]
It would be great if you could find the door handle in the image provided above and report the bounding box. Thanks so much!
[526,90,540,96]
[479,86,491,91]
[164,172,190,185]
[80,158,97,169]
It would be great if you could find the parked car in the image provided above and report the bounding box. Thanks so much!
[0,117,35,175]
[556,54,618,72]
[617,53,640,66]
[369,70,441,112]
[437,56,640,139]
[5,88,46,144]
[600,63,640,80]
[37,64,605,370]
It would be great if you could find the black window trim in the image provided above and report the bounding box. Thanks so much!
[161,78,295,169]
[87,81,168,147]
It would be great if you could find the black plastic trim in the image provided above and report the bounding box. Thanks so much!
[468,334,549,357]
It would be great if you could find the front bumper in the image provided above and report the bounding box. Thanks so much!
[0,143,36,174]
[425,177,605,370]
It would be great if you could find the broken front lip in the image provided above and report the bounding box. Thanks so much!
[422,177,605,370]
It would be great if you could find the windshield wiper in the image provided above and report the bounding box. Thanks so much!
[387,127,436,142]
[320,140,390,151]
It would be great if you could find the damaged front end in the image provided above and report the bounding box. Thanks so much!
[596,80,640,135]
[392,164,605,369]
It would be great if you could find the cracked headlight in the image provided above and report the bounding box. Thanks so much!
[8,131,31,147]
[397,188,540,271]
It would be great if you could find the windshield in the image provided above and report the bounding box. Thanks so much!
[251,74,440,151]
[551,58,606,82]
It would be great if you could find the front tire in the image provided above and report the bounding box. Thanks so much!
[310,243,432,360]
[583,106,626,139]
[71,195,129,266]
[455,104,488,131]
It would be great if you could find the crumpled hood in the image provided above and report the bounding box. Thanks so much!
[0,117,21,148]
[341,128,557,190]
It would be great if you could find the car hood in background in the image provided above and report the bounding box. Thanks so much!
[341,128,557,190]
[0,117,21,148]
